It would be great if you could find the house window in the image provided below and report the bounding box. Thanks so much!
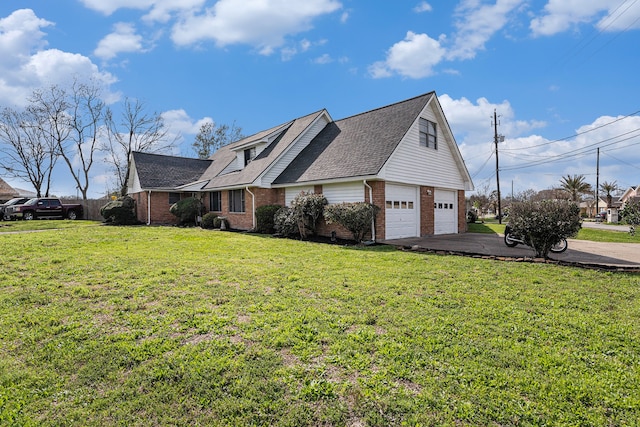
[419,118,437,149]
[169,192,181,205]
[229,189,245,213]
[244,147,256,166]
[210,191,222,212]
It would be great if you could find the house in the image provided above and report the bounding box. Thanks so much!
[579,197,608,218]
[127,92,474,240]
[0,177,20,202]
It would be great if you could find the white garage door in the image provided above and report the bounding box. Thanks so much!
[434,189,457,235]
[385,184,419,239]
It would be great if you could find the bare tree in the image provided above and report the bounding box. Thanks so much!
[104,98,177,196]
[192,120,244,159]
[29,81,105,200]
[0,106,59,197]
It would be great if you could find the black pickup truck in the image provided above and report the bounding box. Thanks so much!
[5,197,83,220]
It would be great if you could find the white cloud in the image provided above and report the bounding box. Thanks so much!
[414,2,432,13]
[162,109,211,135]
[369,31,446,79]
[530,0,640,36]
[440,93,640,193]
[447,0,524,60]
[313,53,333,64]
[94,22,147,60]
[171,0,342,54]
[0,9,116,108]
[78,0,206,23]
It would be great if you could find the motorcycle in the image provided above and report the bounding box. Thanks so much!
[503,224,568,253]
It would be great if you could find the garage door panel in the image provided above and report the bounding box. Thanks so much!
[434,189,457,235]
[385,184,418,239]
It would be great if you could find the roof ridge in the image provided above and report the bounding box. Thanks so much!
[334,91,435,122]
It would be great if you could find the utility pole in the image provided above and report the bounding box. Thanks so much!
[595,147,600,218]
[493,110,504,224]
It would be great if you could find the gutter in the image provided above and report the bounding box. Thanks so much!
[147,190,152,225]
[245,186,256,230]
[363,180,376,242]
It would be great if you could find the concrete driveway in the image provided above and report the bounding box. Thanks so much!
[385,227,640,272]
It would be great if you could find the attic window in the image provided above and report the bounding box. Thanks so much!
[244,147,256,166]
[419,118,437,149]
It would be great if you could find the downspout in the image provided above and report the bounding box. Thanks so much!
[147,190,152,225]
[363,180,376,242]
[245,186,256,230]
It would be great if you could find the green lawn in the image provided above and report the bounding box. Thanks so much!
[1,225,639,426]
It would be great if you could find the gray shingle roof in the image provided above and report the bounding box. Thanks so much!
[273,92,434,184]
[0,177,19,200]
[132,151,212,189]
[200,110,326,190]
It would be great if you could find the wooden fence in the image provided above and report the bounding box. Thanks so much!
[60,197,111,221]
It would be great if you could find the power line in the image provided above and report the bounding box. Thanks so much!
[500,130,640,171]
[500,109,640,152]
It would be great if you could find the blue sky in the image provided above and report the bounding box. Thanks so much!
[1,0,639,199]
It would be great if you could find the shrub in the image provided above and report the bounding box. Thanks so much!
[324,202,380,242]
[201,212,217,229]
[255,204,282,234]
[274,207,298,237]
[290,192,328,238]
[507,199,581,258]
[467,210,478,223]
[201,212,229,230]
[100,196,138,225]
[620,199,640,226]
[170,197,205,226]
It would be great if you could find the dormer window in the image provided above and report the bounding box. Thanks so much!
[419,118,437,149]
[244,147,256,166]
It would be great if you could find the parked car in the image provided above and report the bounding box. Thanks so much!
[595,212,607,222]
[0,197,29,220]
[5,197,83,220]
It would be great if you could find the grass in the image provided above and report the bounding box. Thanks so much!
[469,221,639,243]
[0,219,99,232]
[1,225,639,426]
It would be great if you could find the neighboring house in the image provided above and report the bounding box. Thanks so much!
[579,197,608,218]
[0,177,19,202]
[128,92,474,240]
[620,185,639,206]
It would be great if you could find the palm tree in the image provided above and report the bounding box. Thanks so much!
[600,181,619,207]
[559,174,592,202]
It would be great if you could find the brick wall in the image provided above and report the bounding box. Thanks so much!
[458,189,467,233]
[420,186,435,236]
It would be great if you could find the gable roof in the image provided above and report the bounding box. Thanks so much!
[273,92,434,184]
[132,151,212,190]
[0,177,19,200]
[200,109,327,190]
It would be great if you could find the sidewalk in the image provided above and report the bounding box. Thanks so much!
[385,232,640,272]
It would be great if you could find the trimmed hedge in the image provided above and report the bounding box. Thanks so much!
[170,197,205,226]
[324,202,380,242]
[100,196,138,225]
[201,212,229,230]
[255,204,282,234]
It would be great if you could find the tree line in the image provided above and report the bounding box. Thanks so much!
[0,79,243,199]
[469,174,621,217]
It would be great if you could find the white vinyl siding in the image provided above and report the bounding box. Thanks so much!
[261,116,330,185]
[285,186,314,206]
[380,103,465,189]
[221,158,240,175]
[322,182,364,204]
